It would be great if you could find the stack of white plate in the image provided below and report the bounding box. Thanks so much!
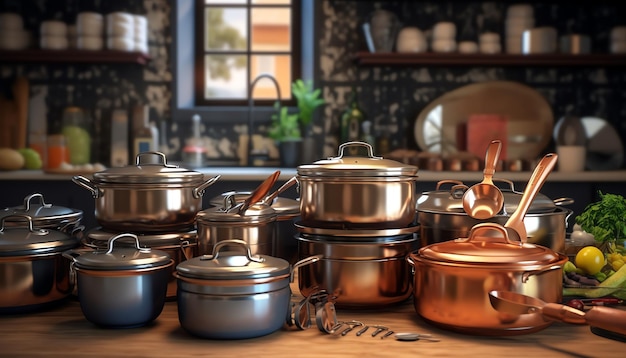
[430,21,457,53]
[40,20,68,50]
[505,4,535,54]
[134,15,149,54]
[0,12,32,50]
[479,32,501,54]
[105,12,148,53]
[77,12,104,50]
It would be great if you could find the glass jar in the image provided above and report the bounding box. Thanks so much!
[62,106,91,165]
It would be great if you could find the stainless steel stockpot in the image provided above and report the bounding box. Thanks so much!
[0,215,79,314]
[417,179,573,252]
[297,233,418,308]
[1,193,83,235]
[196,196,277,256]
[407,223,568,335]
[82,228,197,299]
[64,233,173,328]
[72,152,220,232]
[174,239,320,339]
[297,142,419,228]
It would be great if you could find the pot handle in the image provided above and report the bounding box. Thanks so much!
[136,151,178,168]
[200,239,264,263]
[193,174,221,199]
[21,193,52,210]
[0,214,48,235]
[465,222,522,246]
[290,254,323,282]
[72,175,101,198]
[553,197,575,207]
[105,233,150,254]
[334,141,382,160]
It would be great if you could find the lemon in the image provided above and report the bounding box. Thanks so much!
[575,246,605,275]
[18,148,42,169]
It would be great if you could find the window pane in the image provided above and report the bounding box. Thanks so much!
[251,8,291,51]
[251,55,291,100]
[205,55,248,99]
[205,7,248,51]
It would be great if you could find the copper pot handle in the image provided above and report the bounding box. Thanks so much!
[465,222,520,246]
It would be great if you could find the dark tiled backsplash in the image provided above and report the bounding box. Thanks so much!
[1,0,625,166]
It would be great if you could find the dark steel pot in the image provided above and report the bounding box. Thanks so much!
[297,142,419,228]
[297,233,418,308]
[1,193,83,235]
[82,228,197,300]
[407,223,568,335]
[72,152,220,232]
[174,239,320,339]
[0,215,79,314]
[64,233,173,328]
[417,179,573,252]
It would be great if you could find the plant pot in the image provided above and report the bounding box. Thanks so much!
[278,139,302,167]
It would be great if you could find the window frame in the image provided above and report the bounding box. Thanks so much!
[172,0,315,124]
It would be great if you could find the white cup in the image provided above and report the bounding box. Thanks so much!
[522,27,558,54]
[556,145,586,172]
[396,27,427,53]
[432,22,456,40]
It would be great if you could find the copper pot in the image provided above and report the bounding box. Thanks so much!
[407,223,568,335]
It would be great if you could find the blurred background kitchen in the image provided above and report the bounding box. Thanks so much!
[1,0,626,227]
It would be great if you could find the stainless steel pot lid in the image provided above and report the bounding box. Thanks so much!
[297,141,418,178]
[85,227,197,247]
[71,233,171,270]
[197,199,277,224]
[1,193,83,226]
[417,179,572,215]
[295,221,420,238]
[210,191,300,217]
[176,239,290,280]
[92,151,205,184]
[416,223,563,267]
[0,215,78,256]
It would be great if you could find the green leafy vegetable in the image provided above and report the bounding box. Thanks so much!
[575,192,626,243]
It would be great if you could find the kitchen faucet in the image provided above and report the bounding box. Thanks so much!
[247,73,282,166]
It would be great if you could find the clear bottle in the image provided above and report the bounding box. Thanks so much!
[62,106,91,165]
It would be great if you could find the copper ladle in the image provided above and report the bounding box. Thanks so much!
[462,140,504,219]
[236,170,281,215]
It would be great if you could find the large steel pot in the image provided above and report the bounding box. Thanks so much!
[297,233,418,308]
[407,223,568,335]
[197,195,277,256]
[72,152,220,232]
[174,239,320,339]
[0,215,79,314]
[417,179,573,252]
[297,142,419,228]
[64,233,173,328]
[82,228,197,300]
[1,193,83,235]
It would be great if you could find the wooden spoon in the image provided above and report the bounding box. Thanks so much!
[237,170,281,215]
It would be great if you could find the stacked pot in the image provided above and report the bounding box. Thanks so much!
[294,142,420,308]
[72,152,221,300]
[0,193,84,313]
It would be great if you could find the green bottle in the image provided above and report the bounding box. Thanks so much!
[340,88,365,155]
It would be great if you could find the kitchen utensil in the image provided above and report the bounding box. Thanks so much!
[489,290,626,336]
[297,141,418,228]
[394,333,440,342]
[0,215,79,314]
[462,140,504,219]
[64,233,173,328]
[72,151,221,232]
[1,193,83,235]
[503,153,558,243]
[262,175,296,205]
[297,233,417,308]
[295,221,419,238]
[236,170,280,215]
[417,178,574,252]
[414,81,553,160]
[174,239,321,339]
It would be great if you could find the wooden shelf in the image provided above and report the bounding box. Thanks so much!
[354,52,626,67]
[0,49,151,65]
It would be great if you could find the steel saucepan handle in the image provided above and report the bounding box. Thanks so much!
[72,175,101,198]
[290,254,323,282]
[200,239,264,263]
[21,193,51,210]
[334,141,382,160]
[193,174,221,199]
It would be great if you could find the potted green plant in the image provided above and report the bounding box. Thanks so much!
[268,79,325,166]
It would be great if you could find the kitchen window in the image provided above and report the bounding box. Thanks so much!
[173,0,314,123]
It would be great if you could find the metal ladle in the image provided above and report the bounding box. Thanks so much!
[462,140,504,219]
[234,170,281,215]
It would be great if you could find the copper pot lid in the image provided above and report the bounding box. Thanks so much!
[72,233,171,270]
[297,141,418,178]
[1,193,83,226]
[0,215,78,256]
[93,151,205,184]
[417,223,563,267]
[176,239,289,280]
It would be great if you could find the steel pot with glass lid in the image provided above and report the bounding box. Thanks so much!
[64,233,174,328]
[72,151,220,232]
[297,141,419,228]
[174,239,321,339]
[0,215,79,313]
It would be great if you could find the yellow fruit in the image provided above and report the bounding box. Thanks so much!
[0,148,25,170]
[575,246,606,275]
[612,259,625,271]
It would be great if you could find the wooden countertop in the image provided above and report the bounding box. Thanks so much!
[1,295,623,357]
